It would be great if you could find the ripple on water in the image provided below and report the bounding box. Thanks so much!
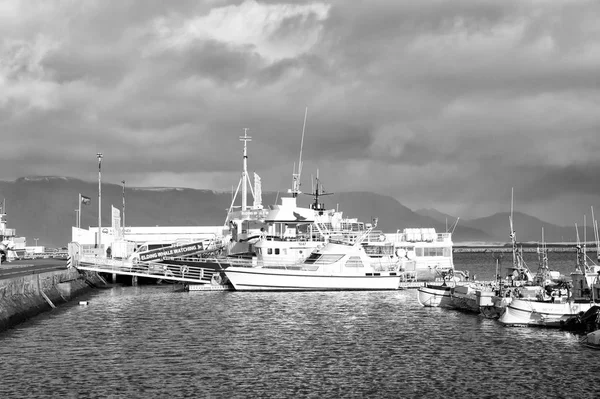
[1,286,600,398]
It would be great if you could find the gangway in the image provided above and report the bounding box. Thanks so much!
[74,253,253,286]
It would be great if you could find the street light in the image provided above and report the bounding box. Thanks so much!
[121,180,126,231]
[34,238,39,246]
[97,153,103,248]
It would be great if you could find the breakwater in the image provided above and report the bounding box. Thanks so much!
[455,246,597,253]
[0,268,103,332]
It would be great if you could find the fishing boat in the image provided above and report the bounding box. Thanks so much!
[499,244,600,327]
[416,282,454,307]
[561,305,600,334]
[223,222,402,291]
[579,330,600,350]
[478,191,553,319]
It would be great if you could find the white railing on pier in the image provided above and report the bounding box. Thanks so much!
[76,255,225,284]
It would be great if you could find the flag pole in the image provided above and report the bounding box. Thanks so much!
[78,193,82,229]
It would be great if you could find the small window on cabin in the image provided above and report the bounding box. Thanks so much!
[268,248,273,255]
[416,248,424,257]
[275,248,280,255]
[256,248,261,255]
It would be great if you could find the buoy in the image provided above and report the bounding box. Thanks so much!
[79,301,89,306]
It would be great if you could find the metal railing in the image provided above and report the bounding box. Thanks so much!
[76,255,223,284]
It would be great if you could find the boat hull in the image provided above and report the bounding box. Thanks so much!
[417,285,453,307]
[499,299,596,328]
[224,267,401,291]
[448,293,479,313]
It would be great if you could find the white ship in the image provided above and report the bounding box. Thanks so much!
[224,223,402,291]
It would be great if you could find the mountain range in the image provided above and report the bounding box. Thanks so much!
[0,176,594,248]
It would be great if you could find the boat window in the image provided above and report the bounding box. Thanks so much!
[256,248,261,255]
[345,256,363,268]
[282,249,287,255]
[304,253,344,265]
[363,245,394,256]
[443,248,451,257]
[275,248,280,255]
[268,248,273,255]
[418,247,446,257]
[304,253,321,264]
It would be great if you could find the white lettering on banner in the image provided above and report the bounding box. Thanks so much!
[139,243,202,261]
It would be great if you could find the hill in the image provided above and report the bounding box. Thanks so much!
[0,176,492,247]
[461,211,593,244]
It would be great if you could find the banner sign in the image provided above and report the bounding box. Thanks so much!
[138,241,205,262]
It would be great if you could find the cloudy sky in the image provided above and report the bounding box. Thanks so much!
[1,0,600,225]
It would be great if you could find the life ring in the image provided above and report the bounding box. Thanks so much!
[180,265,190,275]
[211,273,223,286]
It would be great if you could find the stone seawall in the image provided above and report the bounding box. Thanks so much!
[0,269,103,332]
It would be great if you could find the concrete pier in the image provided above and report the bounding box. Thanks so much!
[0,268,103,332]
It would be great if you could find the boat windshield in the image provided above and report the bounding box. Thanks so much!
[304,253,344,265]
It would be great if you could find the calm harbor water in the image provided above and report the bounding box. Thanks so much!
[1,252,599,398]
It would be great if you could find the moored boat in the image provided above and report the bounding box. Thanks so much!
[579,330,600,350]
[560,305,600,334]
[223,223,402,291]
[417,283,454,307]
[499,245,600,327]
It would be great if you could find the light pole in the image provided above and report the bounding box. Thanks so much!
[97,153,103,248]
[121,180,125,233]
[34,238,39,246]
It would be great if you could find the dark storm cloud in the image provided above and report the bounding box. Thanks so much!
[1,0,600,225]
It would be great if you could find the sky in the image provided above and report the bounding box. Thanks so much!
[1,0,600,226]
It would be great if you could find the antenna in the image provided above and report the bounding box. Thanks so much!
[450,217,460,235]
[291,107,308,197]
[304,169,333,215]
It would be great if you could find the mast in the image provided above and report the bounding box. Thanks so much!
[592,206,600,261]
[308,170,332,215]
[509,188,517,270]
[291,107,308,198]
[240,128,252,211]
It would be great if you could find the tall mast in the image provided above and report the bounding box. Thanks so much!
[292,107,308,197]
[509,187,517,269]
[240,128,252,211]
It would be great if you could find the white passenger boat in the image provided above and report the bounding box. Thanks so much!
[223,224,402,291]
[388,228,455,281]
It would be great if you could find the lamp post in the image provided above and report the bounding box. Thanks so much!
[121,180,125,232]
[97,153,103,248]
[34,238,39,246]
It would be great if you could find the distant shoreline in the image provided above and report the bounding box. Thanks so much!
[454,245,597,253]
